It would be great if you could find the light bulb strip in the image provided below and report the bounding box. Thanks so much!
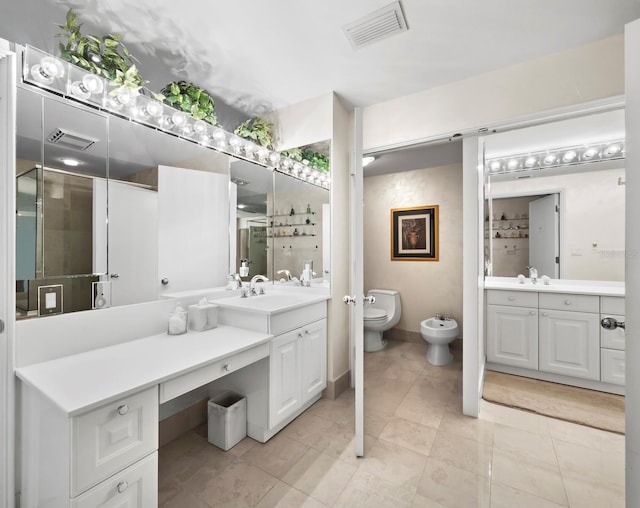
[22,44,330,190]
[486,139,625,175]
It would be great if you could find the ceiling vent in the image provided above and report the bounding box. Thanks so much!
[343,1,409,50]
[47,128,96,151]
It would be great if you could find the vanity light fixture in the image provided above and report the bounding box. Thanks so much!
[486,138,625,177]
[21,44,330,190]
[363,156,376,166]
[61,158,80,167]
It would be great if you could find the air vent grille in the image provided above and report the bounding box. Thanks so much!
[47,128,96,151]
[343,1,408,50]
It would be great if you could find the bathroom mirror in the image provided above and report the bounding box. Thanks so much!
[271,171,330,283]
[484,108,625,282]
[16,87,108,318]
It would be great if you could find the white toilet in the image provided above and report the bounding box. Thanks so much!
[363,289,402,352]
[420,316,459,366]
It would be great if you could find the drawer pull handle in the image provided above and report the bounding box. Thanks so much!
[117,481,128,493]
[223,364,231,372]
[530,311,536,316]
[564,300,571,305]
[508,296,515,301]
[298,333,303,339]
[601,317,626,330]
[305,330,310,335]
[542,312,548,317]
[117,404,129,416]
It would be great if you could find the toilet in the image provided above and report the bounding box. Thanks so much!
[420,317,459,366]
[363,289,401,352]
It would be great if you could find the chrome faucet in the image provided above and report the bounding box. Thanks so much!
[250,274,269,295]
[227,273,242,290]
[277,269,292,281]
[526,266,538,284]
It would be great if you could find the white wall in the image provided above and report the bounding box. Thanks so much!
[363,35,624,151]
[491,167,625,281]
[363,163,463,334]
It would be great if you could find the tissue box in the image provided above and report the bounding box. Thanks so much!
[188,302,218,331]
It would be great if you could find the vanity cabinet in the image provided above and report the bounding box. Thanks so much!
[270,319,327,428]
[20,385,158,507]
[486,290,538,369]
[486,289,623,391]
[601,296,626,385]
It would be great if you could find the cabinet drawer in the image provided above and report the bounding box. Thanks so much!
[601,296,625,315]
[72,387,158,496]
[539,293,599,313]
[601,314,626,350]
[159,342,269,403]
[72,452,157,508]
[601,349,625,385]
[486,290,538,308]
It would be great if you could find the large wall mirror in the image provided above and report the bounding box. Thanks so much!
[484,108,625,282]
[16,84,332,319]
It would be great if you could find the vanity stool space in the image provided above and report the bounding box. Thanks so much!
[485,282,625,394]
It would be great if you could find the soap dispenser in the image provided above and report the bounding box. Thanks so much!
[239,259,250,277]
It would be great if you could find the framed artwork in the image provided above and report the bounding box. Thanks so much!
[390,205,439,261]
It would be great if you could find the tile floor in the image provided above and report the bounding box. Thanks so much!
[158,339,625,507]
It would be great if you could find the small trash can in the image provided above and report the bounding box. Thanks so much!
[207,391,247,451]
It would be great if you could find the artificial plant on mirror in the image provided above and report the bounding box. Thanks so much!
[161,81,218,125]
[56,8,145,90]
[281,147,330,173]
[234,117,275,149]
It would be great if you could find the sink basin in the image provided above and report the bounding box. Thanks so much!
[213,291,326,314]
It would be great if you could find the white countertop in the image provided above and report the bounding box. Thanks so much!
[15,325,272,416]
[484,277,625,297]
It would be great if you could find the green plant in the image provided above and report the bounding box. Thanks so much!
[234,117,274,149]
[281,147,330,173]
[56,8,144,89]
[161,81,217,125]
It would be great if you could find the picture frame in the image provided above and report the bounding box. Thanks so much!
[390,205,439,261]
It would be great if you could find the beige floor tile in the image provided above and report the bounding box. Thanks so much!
[159,431,237,489]
[417,458,491,508]
[159,485,213,508]
[279,411,334,447]
[311,421,375,466]
[429,429,493,478]
[334,469,416,508]
[407,377,462,410]
[254,481,328,508]
[378,416,437,456]
[282,448,357,505]
[479,400,550,435]
[306,397,355,426]
[365,408,392,437]
[364,384,411,416]
[553,439,625,487]
[239,433,309,479]
[562,469,625,508]
[227,436,260,457]
[489,482,567,508]
[438,409,495,446]
[493,423,558,466]
[190,460,279,507]
[410,493,447,507]
[394,393,445,430]
[358,438,428,489]
[547,417,625,452]
[491,449,567,506]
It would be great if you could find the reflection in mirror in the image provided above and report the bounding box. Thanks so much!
[272,171,330,283]
[16,87,108,318]
[107,115,230,305]
[484,109,625,282]
[230,160,273,280]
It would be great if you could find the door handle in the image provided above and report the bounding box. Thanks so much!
[343,295,356,305]
[601,317,625,330]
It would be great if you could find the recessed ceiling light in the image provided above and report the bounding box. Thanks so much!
[363,156,376,167]
[61,158,80,167]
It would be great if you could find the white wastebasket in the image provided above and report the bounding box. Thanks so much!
[207,391,247,451]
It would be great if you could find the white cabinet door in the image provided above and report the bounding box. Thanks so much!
[270,330,302,427]
[487,305,538,369]
[539,310,600,380]
[302,319,327,404]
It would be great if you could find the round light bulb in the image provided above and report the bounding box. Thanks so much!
[543,154,556,165]
[30,56,65,85]
[562,150,577,162]
[170,111,186,127]
[524,156,537,168]
[507,159,519,170]
[489,161,501,172]
[582,147,598,159]
[604,143,621,156]
[193,120,207,134]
